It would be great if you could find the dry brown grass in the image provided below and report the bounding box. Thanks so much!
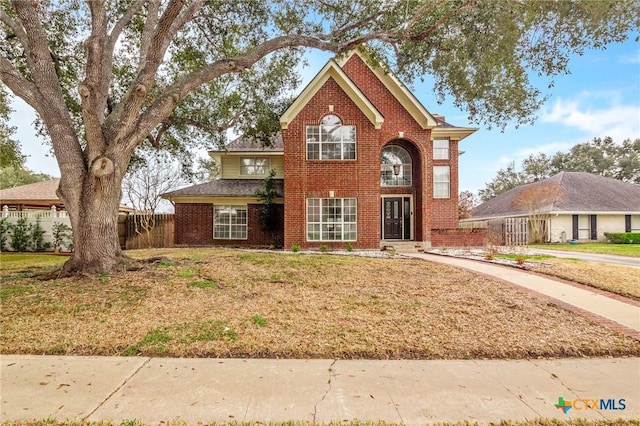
[1,248,639,359]
[529,258,640,301]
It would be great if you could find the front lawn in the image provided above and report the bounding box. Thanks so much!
[1,248,638,359]
[528,243,640,257]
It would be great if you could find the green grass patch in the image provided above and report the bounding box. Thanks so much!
[0,253,67,272]
[177,268,196,278]
[122,327,172,356]
[251,314,268,327]
[0,284,30,300]
[188,280,218,289]
[529,243,640,257]
[495,254,555,261]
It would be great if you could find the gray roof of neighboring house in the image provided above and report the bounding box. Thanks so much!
[163,179,284,198]
[470,172,640,220]
[211,134,284,153]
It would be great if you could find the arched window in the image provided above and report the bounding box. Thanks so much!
[306,115,356,160]
[381,145,412,186]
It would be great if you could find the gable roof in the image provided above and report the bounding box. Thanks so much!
[280,59,384,130]
[337,50,438,129]
[469,172,640,220]
[163,179,284,200]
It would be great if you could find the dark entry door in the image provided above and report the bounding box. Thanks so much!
[383,198,403,239]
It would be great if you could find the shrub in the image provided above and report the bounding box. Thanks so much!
[11,217,33,252]
[319,244,329,253]
[30,218,51,252]
[0,218,10,251]
[346,242,354,252]
[604,232,640,244]
[52,222,73,252]
[291,244,301,253]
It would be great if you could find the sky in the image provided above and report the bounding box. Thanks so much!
[7,34,640,195]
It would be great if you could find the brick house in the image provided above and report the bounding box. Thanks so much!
[163,51,483,249]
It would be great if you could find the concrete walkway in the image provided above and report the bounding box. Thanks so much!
[1,355,639,424]
[406,253,640,336]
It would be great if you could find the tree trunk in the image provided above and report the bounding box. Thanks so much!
[58,156,126,275]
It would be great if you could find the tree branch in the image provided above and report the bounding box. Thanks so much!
[81,0,109,161]
[0,55,44,112]
[0,8,27,45]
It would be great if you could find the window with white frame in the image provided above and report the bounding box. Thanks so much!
[433,139,449,160]
[380,145,412,186]
[307,198,357,241]
[433,166,450,198]
[240,157,270,176]
[214,205,247,239]
[306,115,356,160]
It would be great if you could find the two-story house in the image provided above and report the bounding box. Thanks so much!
[163,51,482,249]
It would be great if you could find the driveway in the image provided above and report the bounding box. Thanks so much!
[524,248,640,269]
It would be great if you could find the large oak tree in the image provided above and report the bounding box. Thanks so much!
[0,0,637,274]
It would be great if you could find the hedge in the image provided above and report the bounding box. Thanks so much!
[603,232,640,244]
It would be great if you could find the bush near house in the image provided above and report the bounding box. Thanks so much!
[604,232,640,244]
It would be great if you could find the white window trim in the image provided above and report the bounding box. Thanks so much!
[239,157,270,176]
[433,139,450,160]
[433,166,450,199]
[306,116,357,161]
[213,205,248,240]
[306,198,357,241]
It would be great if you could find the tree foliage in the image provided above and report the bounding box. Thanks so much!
[479,137,640,201]
[458,190,478,220]
[0,0,637,273]
[0,124,52,189]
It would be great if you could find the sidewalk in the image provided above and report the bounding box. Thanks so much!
[406,252,640,338]
[1,355,639,424]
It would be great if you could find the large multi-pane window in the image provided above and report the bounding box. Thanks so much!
[240,157,270,176]
[433,166,450,198]
[433,139,449,160]
[307,198,357,241]
[214,205,247,239]
[381,145,412,187]
[306,115,356,160]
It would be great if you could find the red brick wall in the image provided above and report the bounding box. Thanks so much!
[430,228,487,247]
[283,54,462,249]
[175,203,284,247]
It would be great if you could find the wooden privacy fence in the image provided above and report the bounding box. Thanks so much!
[485,217,529,246]
[504,217,529,246]
[121,213,175,249]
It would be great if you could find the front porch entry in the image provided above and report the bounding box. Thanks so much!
[381,196,412,240]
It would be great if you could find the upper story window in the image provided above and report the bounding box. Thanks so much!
[433,139,449,160]
[381,145,412,187]
[433,165,450,198]
[306,115,356,160]
[240,157,270,176]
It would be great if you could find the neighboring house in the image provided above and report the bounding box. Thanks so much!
[464,172,640,242]
[0,178,134,214]
[164,51,482,249]
[0,179,65,211]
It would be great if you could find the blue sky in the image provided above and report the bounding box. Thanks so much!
[8,35,640,195]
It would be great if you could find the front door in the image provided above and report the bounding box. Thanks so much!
[383,197,403,239]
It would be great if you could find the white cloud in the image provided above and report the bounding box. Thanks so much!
[619,50,640,64]
[541,92,640,141]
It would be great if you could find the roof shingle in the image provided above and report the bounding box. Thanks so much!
[470,172,640,220]
[163,179,284,198]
